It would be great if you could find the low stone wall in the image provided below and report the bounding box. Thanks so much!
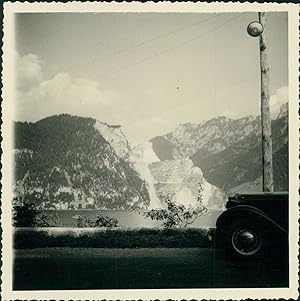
[14,227,213,249]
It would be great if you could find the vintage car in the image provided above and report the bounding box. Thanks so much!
[215,192,288,259]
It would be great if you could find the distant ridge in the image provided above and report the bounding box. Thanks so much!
[151,103,288,193]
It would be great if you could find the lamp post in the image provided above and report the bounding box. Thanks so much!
[247,12,274,192]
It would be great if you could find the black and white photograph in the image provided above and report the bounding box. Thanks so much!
[1,2,299,300]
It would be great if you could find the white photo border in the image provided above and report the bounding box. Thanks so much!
[1,2,299,300]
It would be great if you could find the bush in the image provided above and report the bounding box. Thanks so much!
[72,215,94,227]
[142,180,207,228]
[143,198,207,228]
[35,212,63,227]
[12,197,62,227]
[72,214,119,228]
[94,214,119,228]
[12,202,40,227]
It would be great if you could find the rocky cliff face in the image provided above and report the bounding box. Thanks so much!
[94,121,131,160]
[149,159,225,209]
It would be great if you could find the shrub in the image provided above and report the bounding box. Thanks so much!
[72,215,94,227]
[12,202,41,227]
[35,212,63,227]
[143,198,207,228]
[73,214,119,228]
[12,201,62,227]
[94,214,119,228]
[142,180,207,228]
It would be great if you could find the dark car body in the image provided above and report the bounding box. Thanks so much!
[215,192,288,259]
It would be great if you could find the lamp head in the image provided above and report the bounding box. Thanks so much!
[247,21,264,37]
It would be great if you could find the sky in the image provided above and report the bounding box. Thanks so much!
[15,12,288,143]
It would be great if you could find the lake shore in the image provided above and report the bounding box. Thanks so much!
[41,209,223,228]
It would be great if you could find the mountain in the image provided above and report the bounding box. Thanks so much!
[14,115,150,210]
[14,114,225,210]
[151,104,288,193]
[15,104,287,211]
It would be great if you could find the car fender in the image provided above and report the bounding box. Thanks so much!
[216,205,287,234]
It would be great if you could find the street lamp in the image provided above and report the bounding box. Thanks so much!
[247,13,274,192]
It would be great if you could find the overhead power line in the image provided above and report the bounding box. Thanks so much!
[108,14,242,78]
[95,14,219,62]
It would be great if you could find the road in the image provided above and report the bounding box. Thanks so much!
[13,247,288,290]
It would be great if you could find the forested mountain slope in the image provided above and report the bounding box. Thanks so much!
[14,115,150,209]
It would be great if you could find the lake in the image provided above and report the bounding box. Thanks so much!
[42,209,223,228]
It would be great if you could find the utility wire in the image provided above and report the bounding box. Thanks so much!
[107,14,242,78]
[94,14,219,63]
[83,14,220,69]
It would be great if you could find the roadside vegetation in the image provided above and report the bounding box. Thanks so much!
[14,227,211,249]
[13,186,211,249]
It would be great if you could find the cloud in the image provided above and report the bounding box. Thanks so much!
[124,116,172,144]
[220,109,240,119]
[40,73,110,106]
[16,53,43,91]
[255,86,288,119]
[15,53,118,122]
[270,86,288,119]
